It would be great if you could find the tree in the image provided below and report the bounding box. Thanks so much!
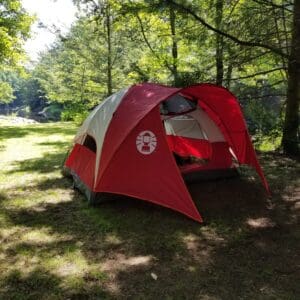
[0,0,33,107]
[167,0,299,155]
[169,4,179,86]
[30,0,294,148]
[0,0,33,64]
[34,11,138,118]
[215,0,224,85]
[19,77,46,112]
[123,0,206,85]
[0,81,14,104]
[283,0,300,155]
[73,0,118,96]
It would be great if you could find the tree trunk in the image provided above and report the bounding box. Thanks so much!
[169,5,179,87]
[225,63,232,89]
[282,0,300,156]
[215,0,224,85]
[106,4,113,96]
[80,64,86,103]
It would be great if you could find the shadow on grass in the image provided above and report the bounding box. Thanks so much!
[8,152,68,174]
[0,269,61,300]
[0,268,110,300]
[35,176,72,190]
[38,140,72,151]
[0,191,7,201]
[0,123,76,141]
[1,152,299,298]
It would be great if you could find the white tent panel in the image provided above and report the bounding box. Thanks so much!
[164,115,206,139]
[189,109,225,142]
[74,87,129,186]
[163,108,225,143]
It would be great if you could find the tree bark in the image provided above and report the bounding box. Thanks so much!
[106,3,113,96]
[282,0,300,155]
[225,63,232,89]
[215,0,224,85]
[80,64,86,103]
[169,5,179,86]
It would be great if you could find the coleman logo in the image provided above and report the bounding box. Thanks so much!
[136,131,157,155]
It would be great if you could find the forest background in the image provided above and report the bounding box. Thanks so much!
[0,0,299,155]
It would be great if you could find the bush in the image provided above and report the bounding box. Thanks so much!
[36,103,63,121]
[61,104,89,125]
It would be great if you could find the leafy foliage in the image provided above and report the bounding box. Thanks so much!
[0,81,14,104]
[1,0,298,153]
[0,0,33,64]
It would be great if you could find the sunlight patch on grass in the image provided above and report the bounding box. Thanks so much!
[101,254,153,272]
[2,138,46,164]
[22,229,71,245]
[53,257,86,277]
[46,248,107,290]
[181,231,225,267]
[200,226,227,243]
[43,245,87,275]
[105,233,123,246]
[0,226,27,240]
[246,217,276,229]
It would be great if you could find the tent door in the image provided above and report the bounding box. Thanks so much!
[163,115,212,168]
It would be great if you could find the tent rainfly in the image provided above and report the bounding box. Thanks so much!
[64,83,269,222]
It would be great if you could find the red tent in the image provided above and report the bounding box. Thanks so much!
[65,83,269,222]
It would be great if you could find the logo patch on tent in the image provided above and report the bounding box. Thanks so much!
[136,131,157,155]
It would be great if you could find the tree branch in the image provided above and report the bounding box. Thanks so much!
[231,67,286,80]
[240,94,286,100]
[167,0,289,59]
[251,0,293,13]
[135,13,173,72]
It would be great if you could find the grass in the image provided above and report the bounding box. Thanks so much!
[0,117,299,299]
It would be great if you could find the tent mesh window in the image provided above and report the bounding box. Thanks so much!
[83,135,97,153]
[160,94,197,115]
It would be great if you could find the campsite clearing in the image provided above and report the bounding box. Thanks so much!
[0,119,299,299]
[64,83,269,223]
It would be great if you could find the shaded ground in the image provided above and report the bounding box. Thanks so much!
[0,120,299,299]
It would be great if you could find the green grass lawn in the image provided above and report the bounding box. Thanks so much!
[0,118,299,299]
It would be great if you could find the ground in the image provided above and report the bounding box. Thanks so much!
[0,118,299,299]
